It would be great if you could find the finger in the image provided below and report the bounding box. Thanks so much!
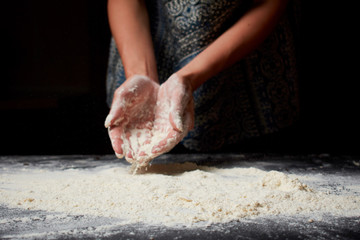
[170,90,194,132]
[169,110,183,133]
[104,87,127,128]
[169,88,192,133]
[126,151,133,161]
[123,130,135,163]
[108,126,124,158]
[105,113,124,128]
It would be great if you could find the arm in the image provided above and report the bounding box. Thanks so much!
[107,0,158,81]
[176,0,289,90]
[106,0,159,159]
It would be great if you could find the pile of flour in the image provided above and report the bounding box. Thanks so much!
[1,161,359,227]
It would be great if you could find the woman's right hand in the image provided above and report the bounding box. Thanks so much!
[105,75,159,160]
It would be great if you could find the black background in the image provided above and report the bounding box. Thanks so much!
[1,1,358,155]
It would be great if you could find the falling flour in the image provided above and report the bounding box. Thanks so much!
[1,161,359,228]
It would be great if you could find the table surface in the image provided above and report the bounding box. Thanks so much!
[1,154,359,240]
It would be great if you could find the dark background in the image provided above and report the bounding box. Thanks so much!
[1,1,358,156]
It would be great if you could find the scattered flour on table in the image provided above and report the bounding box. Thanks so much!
[1,162,359,228]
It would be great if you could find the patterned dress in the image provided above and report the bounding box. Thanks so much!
[106,0,301,152]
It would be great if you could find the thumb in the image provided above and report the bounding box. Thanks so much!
[167,75,193,132]
[104,87,126,128]
[169,90,189,132]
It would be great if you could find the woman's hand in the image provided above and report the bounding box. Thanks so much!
[151,74,194,155]
[105,75,159,161]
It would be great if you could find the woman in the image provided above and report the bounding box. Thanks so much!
[105,0,300,166]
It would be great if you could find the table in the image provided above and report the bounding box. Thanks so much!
[1,154,359,239]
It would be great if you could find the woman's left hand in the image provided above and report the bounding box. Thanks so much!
[151,74,195,155]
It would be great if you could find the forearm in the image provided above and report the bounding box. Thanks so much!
[177,0,288,91]
[108,0,158,81]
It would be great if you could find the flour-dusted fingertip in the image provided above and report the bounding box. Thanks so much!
[104,114,113,128]
[169,111,183,133]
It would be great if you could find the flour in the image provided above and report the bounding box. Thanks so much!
[1,161,359,229]
[123,94,184,170]
[123,120,173,169]
[123,119,175,171]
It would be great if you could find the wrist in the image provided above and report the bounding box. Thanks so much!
[124,60,158,83]
[176,64,207,92]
